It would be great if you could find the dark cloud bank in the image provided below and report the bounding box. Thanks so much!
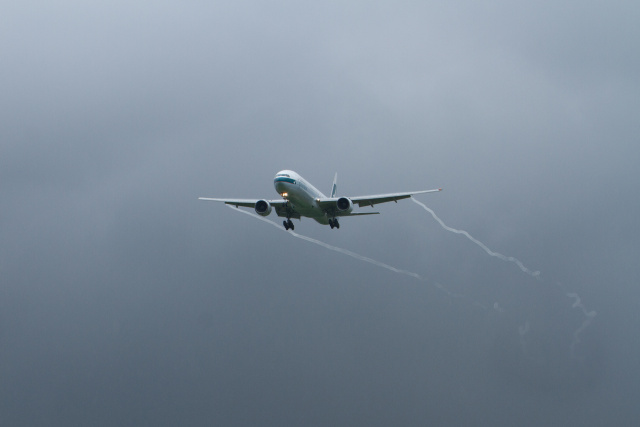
[1,1,638,425]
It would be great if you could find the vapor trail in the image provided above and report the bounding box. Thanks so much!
[411,197,541,278]
[410,198,597,356]
[224,201,595,357]
[567,293,598,356]
[227,206,464,297]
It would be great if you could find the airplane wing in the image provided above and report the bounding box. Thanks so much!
[198,197,269,208]
[316,188,441,211]
[197,198,300,218]
[349,188,442,207]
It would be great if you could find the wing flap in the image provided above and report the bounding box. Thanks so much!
[336,211,380,217]
[198,197,287,209]
[351,188,441,207]
[198,198,257,208]
[315,187,440,213]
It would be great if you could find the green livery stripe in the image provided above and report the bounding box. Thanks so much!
[274,177,296,184]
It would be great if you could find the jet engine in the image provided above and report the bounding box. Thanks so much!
[255,200,272,216]
[336,197,353,214]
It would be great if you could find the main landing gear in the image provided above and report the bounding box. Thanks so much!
[283,219,294,230]
[328,218,340,229]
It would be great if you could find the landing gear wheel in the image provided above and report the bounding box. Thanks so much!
[334,219,340,229]
[283,220,289,230]
[287,219,294,230]
[329,219,334,229]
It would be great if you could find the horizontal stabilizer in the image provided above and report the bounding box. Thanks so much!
[340,212,380,216]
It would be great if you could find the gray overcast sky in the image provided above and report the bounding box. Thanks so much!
[1,1,639,425]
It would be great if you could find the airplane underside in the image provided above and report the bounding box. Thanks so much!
[274,199,342,230]
[281,212,341,230]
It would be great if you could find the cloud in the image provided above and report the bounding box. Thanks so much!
[0,1,637,425]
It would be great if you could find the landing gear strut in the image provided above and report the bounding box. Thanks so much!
[283,219,294,230]
[328,218,340,229]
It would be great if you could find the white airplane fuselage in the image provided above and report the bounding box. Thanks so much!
[273,170,331,224]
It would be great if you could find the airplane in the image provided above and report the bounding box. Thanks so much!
[199,170,441,230]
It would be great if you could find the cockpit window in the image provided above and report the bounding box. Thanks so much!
[276,173,290,177]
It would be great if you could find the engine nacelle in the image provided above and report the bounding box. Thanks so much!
[255,200,272,216]
[336,197,353,214]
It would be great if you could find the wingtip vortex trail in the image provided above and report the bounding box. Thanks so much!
[224,204,466,298]
[410,197,539,277]
[221,200,596,357]
[410,196,596,356]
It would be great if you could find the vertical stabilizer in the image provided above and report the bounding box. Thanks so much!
[330,173,338,198]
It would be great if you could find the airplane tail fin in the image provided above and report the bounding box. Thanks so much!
[330,173,338,198]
